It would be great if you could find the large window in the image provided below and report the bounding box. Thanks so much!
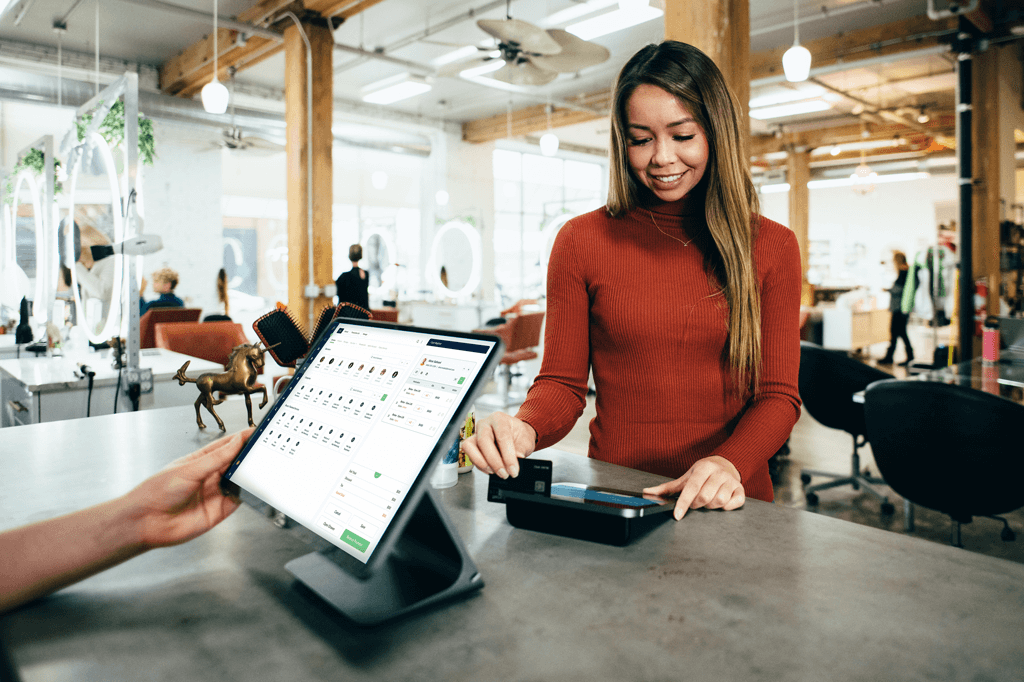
[492,148,604,304]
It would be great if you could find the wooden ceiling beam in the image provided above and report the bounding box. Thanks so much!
[750,112,956,157]
[751,14,958,82]
[306,0,386,19]
[462,14,958,144]
[462,90,613,143]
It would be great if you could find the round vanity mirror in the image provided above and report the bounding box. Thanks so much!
[66,132,125,343]
[428,220,481,301]
[11,171,47,322]
[539,213,576,293]
[361,228,397,299]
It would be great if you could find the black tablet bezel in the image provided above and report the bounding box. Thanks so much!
[221,316,504,579]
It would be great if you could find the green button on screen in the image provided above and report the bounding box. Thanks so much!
[341,529,369,553]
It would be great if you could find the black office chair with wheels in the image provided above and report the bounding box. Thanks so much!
[798,341,895,512]
[864,379,1024,547]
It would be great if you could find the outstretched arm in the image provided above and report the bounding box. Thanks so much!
[0,429,252,614]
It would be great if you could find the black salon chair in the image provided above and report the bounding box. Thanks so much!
[864,380,1024,547]
[798,341,895,512]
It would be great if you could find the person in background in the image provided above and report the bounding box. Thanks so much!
[72,221,116,328]
[202,268,232,322]
[0,429,252,615]
[461,41,802,520]
[139,267,184,316]
[880,250,914,366]
[335,244,369,310]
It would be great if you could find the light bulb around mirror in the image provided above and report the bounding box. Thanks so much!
[539,132,560,157]
[782,44,811,83]
[201,78,230,114]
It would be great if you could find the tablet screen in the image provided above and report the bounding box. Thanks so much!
[224,320,499,564]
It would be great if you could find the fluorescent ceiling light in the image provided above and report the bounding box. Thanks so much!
[542,0,618,26]
[749,99,831,120]
[565,4,662,40]
[460,60,505,78]
[362,75,432,105]
[749,84,825,109]
[807,172,929,189]
[760,183,791,194]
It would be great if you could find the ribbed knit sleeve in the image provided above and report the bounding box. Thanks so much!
[515,217,591,447]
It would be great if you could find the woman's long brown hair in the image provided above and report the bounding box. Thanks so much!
[607,41,762,391]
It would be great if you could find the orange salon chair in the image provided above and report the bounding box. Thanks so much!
[139,307,201,349]
[474,310,545,409]
[154,321,253,370]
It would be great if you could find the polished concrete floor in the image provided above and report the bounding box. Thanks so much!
[478,320,1024,566]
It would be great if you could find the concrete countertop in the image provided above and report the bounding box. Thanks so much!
[1,400,1022,682]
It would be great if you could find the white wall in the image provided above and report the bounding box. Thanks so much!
[0,101,74,172]
[759,173,958,291]
[444,132,496,300]
[141,120,223,315]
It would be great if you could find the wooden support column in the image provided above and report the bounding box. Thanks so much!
[285,19,333,330]
[663,0,750,126]
[971,47,1001,341]
[787,149,811,301]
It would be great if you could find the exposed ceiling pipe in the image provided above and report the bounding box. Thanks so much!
[331,41,435,76]
[53,0,89,28]
[333,0,508,74]
[114,0,435,78]
[751,0,901,37]
[0,72,432,157]
[808,77,933,135]
[926,0,979,20]
[113,0,282,41]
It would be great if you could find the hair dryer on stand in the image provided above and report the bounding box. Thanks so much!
[15,297,33,344]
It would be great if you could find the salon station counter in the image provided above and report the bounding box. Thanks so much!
[1,400,1022,682]
[0,348,222,427]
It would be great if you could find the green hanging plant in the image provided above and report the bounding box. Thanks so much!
[3,148,63,205]
[76,99,157,166]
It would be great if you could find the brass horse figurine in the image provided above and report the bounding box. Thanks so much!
[174,341,274,431]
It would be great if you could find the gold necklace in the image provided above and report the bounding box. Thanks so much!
[647,209,695,247]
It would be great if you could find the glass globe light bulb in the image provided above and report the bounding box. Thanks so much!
[201,78,229,115]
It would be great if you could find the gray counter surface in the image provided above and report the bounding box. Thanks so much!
[2,401,1023,682]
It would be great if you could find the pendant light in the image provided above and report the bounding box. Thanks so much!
[539,101,559,157]
[201,0,229,114]
[850,149,876,195]
[782,0,811,83]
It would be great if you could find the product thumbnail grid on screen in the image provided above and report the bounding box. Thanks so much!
[229,325,492,562]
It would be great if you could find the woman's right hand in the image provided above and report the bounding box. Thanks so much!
[461,412,537,479]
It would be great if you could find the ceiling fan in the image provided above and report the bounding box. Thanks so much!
[216,127,285,154]
[210,70,285,154]
[438,4,611,86]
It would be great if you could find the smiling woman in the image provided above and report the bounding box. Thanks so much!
[462,41,803,522]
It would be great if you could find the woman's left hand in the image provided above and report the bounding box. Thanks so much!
[643,456,745,520]
[124,428,253,549]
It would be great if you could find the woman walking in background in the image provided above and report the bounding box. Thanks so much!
[881,251,914,366]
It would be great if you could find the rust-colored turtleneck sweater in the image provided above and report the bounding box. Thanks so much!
[515,198,802,502]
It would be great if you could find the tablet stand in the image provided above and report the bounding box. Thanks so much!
[285,488,483,626]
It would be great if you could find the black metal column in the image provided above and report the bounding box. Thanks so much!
[957,50,974,361]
